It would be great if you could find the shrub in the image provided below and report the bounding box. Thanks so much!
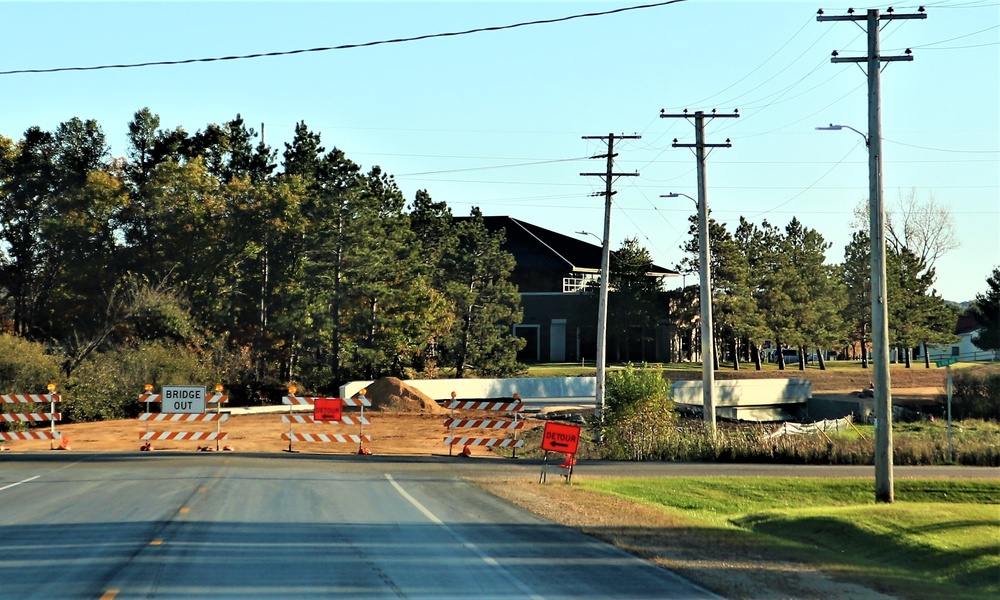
[0,334,62,432]
[63,341,223,422]
[600,364,677,460]
[951,365,1000,421]
[0,334,61,394]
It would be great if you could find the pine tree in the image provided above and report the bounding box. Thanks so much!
[970,267,1000,352]
[609,238,662,363]
[438,208,524,378]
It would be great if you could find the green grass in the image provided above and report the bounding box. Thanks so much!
[580,477,1000,600]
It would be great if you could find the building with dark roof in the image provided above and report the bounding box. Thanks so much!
[469,216,679,364]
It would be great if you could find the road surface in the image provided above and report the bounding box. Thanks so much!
[0,453,722,599]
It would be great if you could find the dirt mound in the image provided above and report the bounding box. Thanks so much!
[363,377,449,415]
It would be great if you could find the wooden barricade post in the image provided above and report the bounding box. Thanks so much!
[443,392,524,457]
[0,383,62,449]
[281,386,372,454]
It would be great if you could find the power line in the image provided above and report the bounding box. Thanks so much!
[396,156,588,176]
[0,1,688,76]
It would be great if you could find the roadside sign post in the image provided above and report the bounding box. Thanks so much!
[357,388,368,454]
[936,357,957,462]
[448,391,457,457]
[286,385,298,452]
[947,366,953,462]
[539,422,582,484]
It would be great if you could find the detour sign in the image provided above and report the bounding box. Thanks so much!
[313,398,343,422]
[541,422,581,455]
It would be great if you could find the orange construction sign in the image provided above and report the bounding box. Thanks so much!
[541,422,581,455]
[313,398,343,422]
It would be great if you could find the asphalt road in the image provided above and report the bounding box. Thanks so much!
[0,453,724,600]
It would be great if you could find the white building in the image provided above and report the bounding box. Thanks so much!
[923,314,999,363]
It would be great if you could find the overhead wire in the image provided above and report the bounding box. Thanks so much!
[744,140,865,221]
[396,156,589,177]
[0,0,689,76]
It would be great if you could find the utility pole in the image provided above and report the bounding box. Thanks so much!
[581,133,640,440]
[818,6,926,504]
[659,109,738,437]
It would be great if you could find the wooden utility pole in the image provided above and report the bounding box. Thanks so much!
[581,133,639,440]
[818,6,926,503]
[658,109,738,436]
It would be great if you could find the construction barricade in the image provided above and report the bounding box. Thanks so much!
[0,384,63,449]
[281,386,371,454]
[138,385,229,451]
[443,392,524,457]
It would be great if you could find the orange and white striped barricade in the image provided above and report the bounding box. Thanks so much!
[281,392,372,454]
[443,394,525,457]
[0,391,62,449]
[138,387,229,451]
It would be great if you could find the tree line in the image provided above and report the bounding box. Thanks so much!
[0,109,524,402]
[668,197,968,370]
[1,108,992,413]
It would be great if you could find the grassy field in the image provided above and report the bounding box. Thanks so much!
[580,477,1000,600]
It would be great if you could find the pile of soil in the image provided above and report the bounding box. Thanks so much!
[363,377,449,415]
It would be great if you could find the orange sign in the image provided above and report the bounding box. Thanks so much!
[541,422,581,454]
[313,398,343,422]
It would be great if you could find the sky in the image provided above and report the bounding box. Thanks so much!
[1,0,997,303]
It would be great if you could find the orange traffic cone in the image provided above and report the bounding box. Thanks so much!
[141,441,153,451]
[461,444,472,457]
[57,436,71,451]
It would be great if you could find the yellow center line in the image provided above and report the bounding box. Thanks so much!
[150,539,163,546]
[179,507,190,514]
[199,487,207,493]
[99,590,119,600]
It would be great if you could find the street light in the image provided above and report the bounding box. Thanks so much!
[660,192,696,204]
[815,123,869,145]
[818,120,894,501]
[576,230,601,243]
[661,191,716,433]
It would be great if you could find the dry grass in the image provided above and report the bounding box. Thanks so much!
[476,477,900,599]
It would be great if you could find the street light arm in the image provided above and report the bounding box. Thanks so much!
[660,192,698,207]
[816,123,869,146]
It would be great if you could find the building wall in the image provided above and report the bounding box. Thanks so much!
[924,331,1000,362]
[517,292,673,364]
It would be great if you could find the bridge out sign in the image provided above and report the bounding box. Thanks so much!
[161,386,206,414]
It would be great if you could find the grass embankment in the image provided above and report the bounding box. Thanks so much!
[526,360,957,390]
[581,477,1000,600]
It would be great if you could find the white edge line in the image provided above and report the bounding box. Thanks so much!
[0,475,40,491]
[385,473,543,600]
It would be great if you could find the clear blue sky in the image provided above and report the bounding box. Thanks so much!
[2,1,997,303]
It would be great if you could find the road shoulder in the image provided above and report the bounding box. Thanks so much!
[474,476,899,600]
